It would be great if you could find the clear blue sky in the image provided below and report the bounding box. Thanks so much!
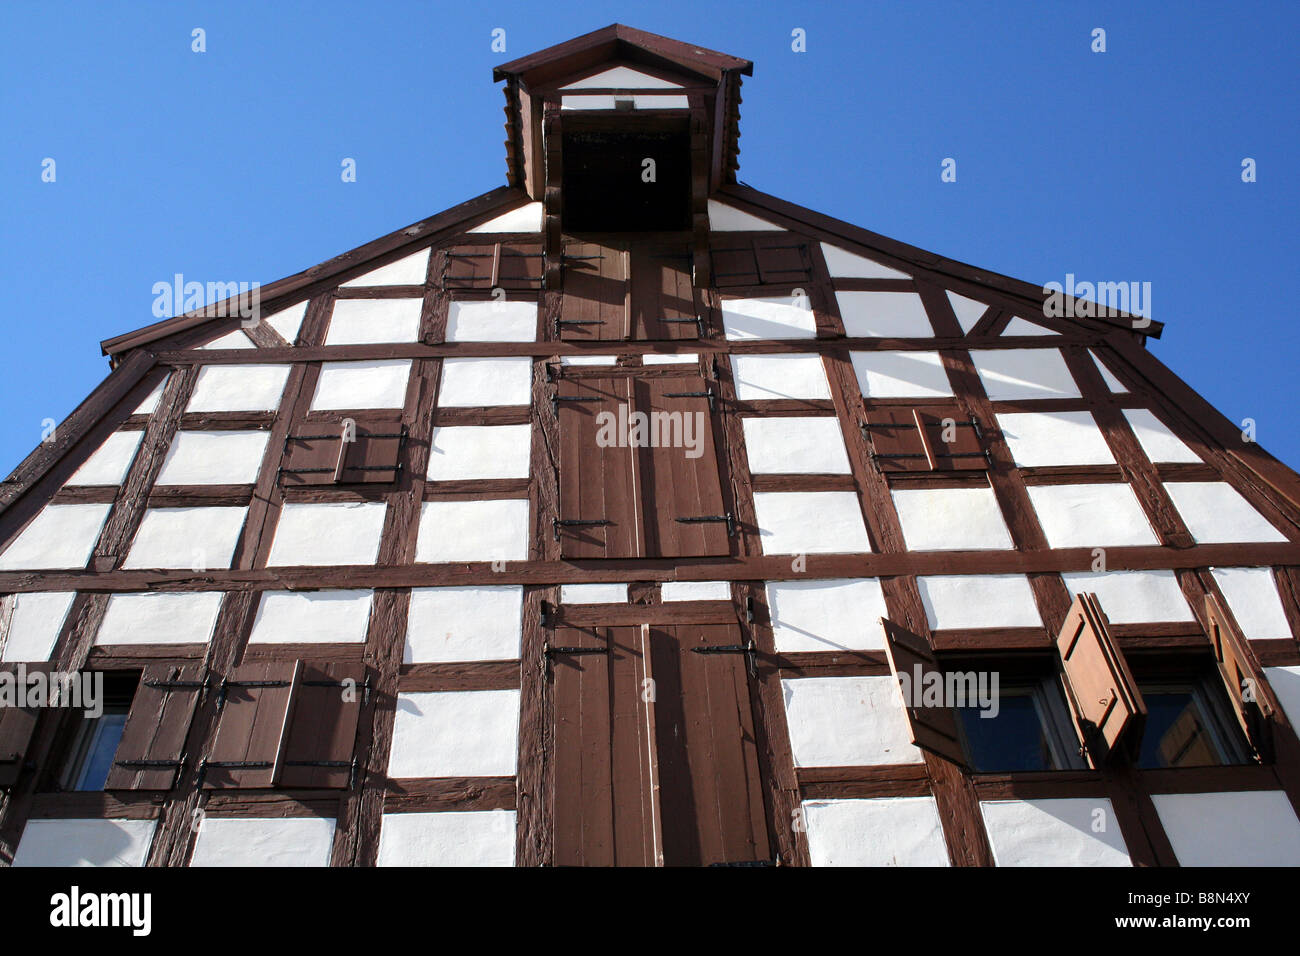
[2,1,1297,473]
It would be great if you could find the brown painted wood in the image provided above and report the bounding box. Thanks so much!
[106,662,204,790]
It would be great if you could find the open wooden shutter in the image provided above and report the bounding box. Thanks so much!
[278,663,366,789]
[1055,593,1145,763]
[1205,593,1279,760]
[880,619,967,765]
[559,240,627,340]
[555,376,640,559]
[650,624,771,865]
[629,241,697,340]
[550,625,657,866]
[203,661,299,789]
[281,419,406,486]
[710,235,813,289]
[0,664,40,788]
[441,242,544,291]
[106,663,204,790]
[864,407,988,473]
[635,375,731,558]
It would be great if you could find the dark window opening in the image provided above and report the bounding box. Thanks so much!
[58,672,139,791]
[1136,679,1249,769]
[561,120,691,232]
[956,678,1083,772]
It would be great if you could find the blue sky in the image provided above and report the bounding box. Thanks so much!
[2,1,1297,472]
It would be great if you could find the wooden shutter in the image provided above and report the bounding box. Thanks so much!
[555,376,640,559]
[880,618,967,765]
[1055,593,1145,762]
[106,663,204,790]
[203,661,299,789]
[864,407,988,473]
[635,375,731,558]
[281,419,406,486]
[0,664,40,788]
[710,235,813,289]
[649,624,771,865]
[278,662,365,789]
[1205,593,1279,760]
[550,625,657,866]
[629,241,697,340]
[441,242,544,291]
[559,240,627,340]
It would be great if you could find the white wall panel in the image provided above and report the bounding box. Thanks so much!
[427,425,531,480]
[405,586,523,662]
[803,797,950,866]
[324,298,422,344]
[721,296,818,341]
[851,350,953,398]
[1152,791,1300,866]
[377,810,516,866]
[1,591,77,662]
[981,798,1131,866]
[969,349,1080,401]
[468,203,543,233]
[190,817,335,867]
[0,504,112,570]
[155,430,269,485]
[1026,483,1160,548]
[121,507,246,570]
[187,364,291,412]
[445,300,537,342]
[741,417,850,474]
[248,590,373,644]
[311,359,412,410]
[266,501,387,566]
[751,492,872,554]
[997,411,1115,467]
[66,431,144,486]
[917,574,1042,630]
[820,243,909,279]
[782,676,922,766]
[340,248,429,287]
[1060,570,1195,623]
[731,353,831,401]
[415,499,529,563]
[1210,566,1292,640]
[97,592,225,645]
[892,486,1013,551]
[13,818,157,867]
[438,357,533,407]
[1122,408,1201,463]
[766,578,888,651]
[1164,482,1287,543]
[388,689,520,778]
[835,291,934,337]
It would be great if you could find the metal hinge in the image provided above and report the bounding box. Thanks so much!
[675,512,734,537]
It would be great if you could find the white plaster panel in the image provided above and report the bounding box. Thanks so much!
[803,797,950,867]
[751,492,872,554]
[121,507,246,570]
[917,574,1042,630]
[707,200,782,231]
[561,354,619,366]
[850,350,953,398]
[405,586,523,663]
[980,798,1131,866]
[661,581,732,602]
[731,353,831,401]
[782,676,923,766]
[1122,408,1201,463]
[67,431,144,485]
[1210,566,1292,640]
[819,243,909,279]
[0,504,112,571]
[340,248,430,287]
[264,301,307,343]
[1091,350,1128,392]
[377,810,517,867]
[997,411,1115,467]
[947,291,988,333]
[266,501,387,566]
[1,591,77,662]
[445,300,537,342]
[427,425,531,480]
[324,297,422,344]
[415,499,529,563]
[562,66,682,88]
[133,379,167,414]
[968,349,1081,401]
[835,291,934,337]
[562,93,688,110]
[766,578,888,651]
[1267,666,1300,731]
[642,353,698,365]
[468,203,543,233]
[892,486,1013,552]
[741,417,850,474]
[1059,570,1195,624]
[721,296,818,341]
[96,592,224,646]
[248,590,373,644]
[1001,316,1058,336]
[198,329,255,349]
[311,359,412,410]
[190,817,336,867]
[388,689,520,778]
[187,364,292,412]
[1165,482,1287,543]
[13,818,157,867]
[1026,483,1160,548]
[155,430,270,485]
[1152,791,1300,866]
[559,583,628,604]
[438,357,533,407]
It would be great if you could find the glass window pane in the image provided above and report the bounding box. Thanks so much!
[958,693,1056,772]
[1137,692,1224,769]
[72,711,129,791]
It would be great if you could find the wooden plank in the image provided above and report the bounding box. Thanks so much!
[556,376,639,558]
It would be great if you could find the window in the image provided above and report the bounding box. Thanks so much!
[560,117,692,231]
[957,678,1083,772]
[58,672,138,791]
[1135,678,1249,769]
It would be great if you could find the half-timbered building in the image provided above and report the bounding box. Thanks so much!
[3,24,1300,867]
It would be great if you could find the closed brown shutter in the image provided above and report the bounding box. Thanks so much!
[629,241,697,340]
[710,236,813,289]
[635,375,731,558]
[281,419,406,486]
[550,625,657,866]
[1205,593,1279,760]
[559,240,627,340]
[880,618,967,765]
[278,662,366,789]
[0,664,40,788]
[106,663,204,790]
[650,624,771,865]
[864,407,988,473]
[203,661,299,789]
[1055,593,1145,762]
[441,242,543,291]
[555,376,640,559]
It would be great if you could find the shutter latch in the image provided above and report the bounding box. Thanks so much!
[675,512,734,536]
